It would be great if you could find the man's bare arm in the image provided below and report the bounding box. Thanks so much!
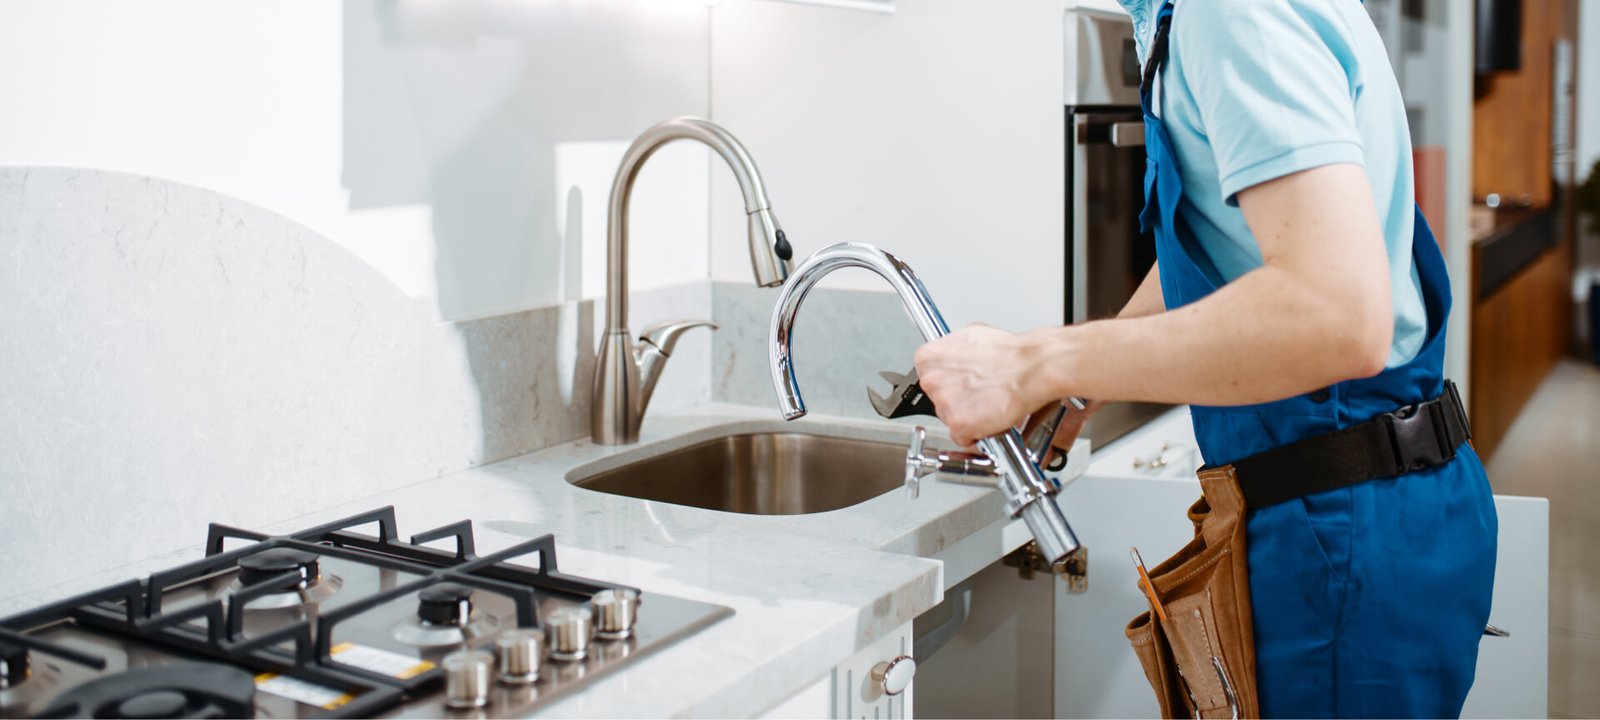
[916,163,1393,445]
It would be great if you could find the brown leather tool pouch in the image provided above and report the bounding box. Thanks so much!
[1124,466,1259,718]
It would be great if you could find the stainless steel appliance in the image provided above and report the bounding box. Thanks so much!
[0,507,730,718]
[1066,10,1172,448]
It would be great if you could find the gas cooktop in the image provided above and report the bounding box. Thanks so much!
[0,507,732,718]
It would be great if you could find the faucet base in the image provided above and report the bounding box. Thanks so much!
[592,330,642,445]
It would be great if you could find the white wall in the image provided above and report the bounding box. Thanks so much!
[1580,0,1600,180]
[0,0,715,321]
[708,0,1067,332]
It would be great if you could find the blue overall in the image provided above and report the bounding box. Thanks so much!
[1139,2,1498,716]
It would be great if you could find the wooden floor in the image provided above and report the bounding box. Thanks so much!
[1485,359,1600,718]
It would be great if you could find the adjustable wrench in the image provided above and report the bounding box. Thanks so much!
[868,366,1087,471]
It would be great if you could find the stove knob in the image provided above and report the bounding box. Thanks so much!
[591,588,640,640]
[442,649,492,709]
[546,606,593,662]
[871,655,916,697]
[0,642,30,690]
[495,629,544,685]
[419,583,474,626]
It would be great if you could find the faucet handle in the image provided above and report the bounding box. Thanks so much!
[903,426,1001,500]
[905,427,931,499]
[634,319,718,412]
[638,319,718,356]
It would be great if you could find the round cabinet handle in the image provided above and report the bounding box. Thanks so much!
[871,655,916,696]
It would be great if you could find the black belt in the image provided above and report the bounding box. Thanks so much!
[1227,380,1473,509]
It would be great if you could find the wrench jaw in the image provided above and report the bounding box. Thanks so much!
[869,370,910,417]
[867,367,937,420]
[868,387,900,418]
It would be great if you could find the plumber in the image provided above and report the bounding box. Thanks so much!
[914,1,1496,717]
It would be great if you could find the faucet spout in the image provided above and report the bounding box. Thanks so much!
[605,117,790,330]
[768,242,1082,566]
[769,243,948,420]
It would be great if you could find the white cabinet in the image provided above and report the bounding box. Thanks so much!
[761,623,916,719]
[1052,474,1200,719]
[1053,473,1550,718]
[1084,406,1202,481]
[1461,495,1549,719]
[914,562,1058,718]
[833,622,916,719]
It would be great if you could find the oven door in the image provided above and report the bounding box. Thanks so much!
[1065,108,1173,449]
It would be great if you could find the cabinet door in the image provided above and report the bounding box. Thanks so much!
[759,623,916,719]
[1053,475,1550,719]
[1461,495,1549,718]
[1053,474,1199,719]
[832,622,915,719]
[1084,407,1201,481]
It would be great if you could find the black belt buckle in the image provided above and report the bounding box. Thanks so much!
[1382,397,1454,475]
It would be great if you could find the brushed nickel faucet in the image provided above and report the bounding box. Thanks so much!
[592,117,794,445]
[768,242,1083,570]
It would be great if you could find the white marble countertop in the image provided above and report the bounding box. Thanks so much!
[2,402,1088,718]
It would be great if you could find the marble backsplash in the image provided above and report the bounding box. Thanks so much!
[711,282,926,420]
[0,167,710,602]
[0,166,900,604]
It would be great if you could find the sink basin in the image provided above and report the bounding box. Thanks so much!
[569,432,911,515]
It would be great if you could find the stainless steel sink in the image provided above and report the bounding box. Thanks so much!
[569,432,910,515]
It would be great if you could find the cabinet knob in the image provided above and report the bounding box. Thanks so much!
[871,655,916,696]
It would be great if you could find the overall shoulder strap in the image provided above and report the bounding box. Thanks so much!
[1140,0,1177,93]
[1139,0,1178,116]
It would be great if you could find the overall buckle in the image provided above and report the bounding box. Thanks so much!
[1382,399,1454,475]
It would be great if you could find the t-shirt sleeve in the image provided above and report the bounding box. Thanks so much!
[1174,0,1367,205]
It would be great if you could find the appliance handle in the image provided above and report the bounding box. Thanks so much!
[1072,116,1145,147]
[1109,121,1145,148]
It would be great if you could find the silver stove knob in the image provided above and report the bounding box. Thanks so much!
[442,649,492,709]
[546,606,593,662]
[495,628,544,685]
[591,588,640,640]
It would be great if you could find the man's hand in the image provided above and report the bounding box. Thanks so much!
[913,324,1052,447]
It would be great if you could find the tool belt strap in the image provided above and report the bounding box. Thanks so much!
[1226,380,1472,510]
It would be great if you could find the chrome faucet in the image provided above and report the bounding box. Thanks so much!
[768,242,1083,569]
[592,117,795,445]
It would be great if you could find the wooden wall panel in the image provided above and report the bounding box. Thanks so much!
[1470,0,1575,207]
[1469,242,1572,460]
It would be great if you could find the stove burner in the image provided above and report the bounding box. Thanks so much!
[38,663,254,719]
[228,548,341,610]
[418,583,473,626]
[0,642,27,689]
[392,584,501,648]
[238,548,320,589]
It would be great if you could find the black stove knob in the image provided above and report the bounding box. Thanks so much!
[237,548,320,589]
[418,583,474,626]
[0,641,28,689]
[116,689,190,719]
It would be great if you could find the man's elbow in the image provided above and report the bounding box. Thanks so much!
[1333,307,1392,380]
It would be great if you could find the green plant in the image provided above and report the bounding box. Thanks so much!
[1580,158,1600,238]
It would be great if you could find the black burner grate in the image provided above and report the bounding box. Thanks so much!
[0,506,638,719]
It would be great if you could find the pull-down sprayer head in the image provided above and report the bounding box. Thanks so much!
[767,242,1082,567]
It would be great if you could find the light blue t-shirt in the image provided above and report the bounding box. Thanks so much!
[1119,0,1426,368]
